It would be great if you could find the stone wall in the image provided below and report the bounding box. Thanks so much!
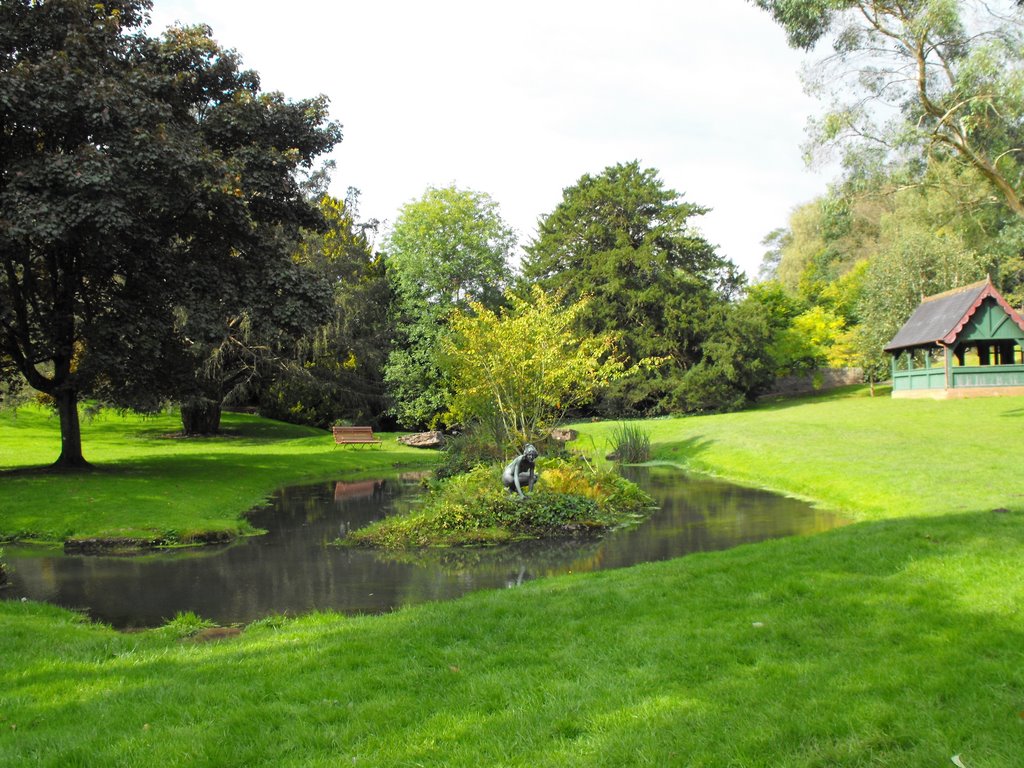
[761,368,864,398]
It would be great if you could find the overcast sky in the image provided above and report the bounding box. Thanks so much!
[148,0,836,277]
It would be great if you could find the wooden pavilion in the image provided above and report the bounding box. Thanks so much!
[885,278,1024,399]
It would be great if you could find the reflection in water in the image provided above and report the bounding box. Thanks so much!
[1,467,847,628]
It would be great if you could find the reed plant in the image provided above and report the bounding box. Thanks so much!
[607,421,651,463]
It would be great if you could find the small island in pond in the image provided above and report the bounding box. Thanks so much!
[342,458,656,549]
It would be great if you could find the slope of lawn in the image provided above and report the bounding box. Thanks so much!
[578,386,1024,521]
[1,389,1022,767]
[0,406,438,544]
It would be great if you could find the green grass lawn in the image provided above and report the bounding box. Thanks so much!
[0,406,438,544]
[1,390,1022,767]
[580,386,1024,521]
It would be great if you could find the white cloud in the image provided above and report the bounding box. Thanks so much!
[149,0,836,276]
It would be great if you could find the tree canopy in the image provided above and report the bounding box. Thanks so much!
[260,193,393,429]
[522,161,742,415]
[383,185,516,429]
[751,0,1024,217]
[0,0,340,465]
[759,156,1021,379]
[442,286,627,448]
[747,2,1024,384]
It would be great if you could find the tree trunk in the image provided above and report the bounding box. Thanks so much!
[53,387,90,469]
[181,396,222,435]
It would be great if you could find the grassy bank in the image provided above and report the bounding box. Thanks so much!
[578,386,1024,521]
[1,390,1022,766]
[0,406,438,544]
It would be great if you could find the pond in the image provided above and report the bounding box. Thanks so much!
[1,467,848,629]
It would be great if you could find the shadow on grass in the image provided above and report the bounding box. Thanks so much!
[0,464,94,478]
[752,383,890,414]
[2,507,1021,766]
[651,434,715,465]
[129,415,326,444]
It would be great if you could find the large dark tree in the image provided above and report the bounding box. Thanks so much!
[170,231,335,435]
[0,1,340,464]
[522,161,742,415]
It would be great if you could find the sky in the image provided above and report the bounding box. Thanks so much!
[148,0,837,277]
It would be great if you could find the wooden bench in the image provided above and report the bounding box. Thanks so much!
[332,425,382,448]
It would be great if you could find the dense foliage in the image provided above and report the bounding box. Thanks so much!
[757,162,1022,381]
[259,194,393,428]
[750,1,1024,382]
[441,287,627,448]
[383,185,516,429]
[523,161,747,415]
[11,1,1024,457]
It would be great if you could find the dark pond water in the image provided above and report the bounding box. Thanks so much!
[1,467,848,629]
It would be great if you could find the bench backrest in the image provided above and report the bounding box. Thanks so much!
[332,426,378,441]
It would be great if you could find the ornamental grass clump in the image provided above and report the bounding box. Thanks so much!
[608,422,651,463]
[159,611,217,640]
[343,458,655,549]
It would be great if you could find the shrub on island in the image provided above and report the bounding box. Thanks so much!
[342,458,655,549]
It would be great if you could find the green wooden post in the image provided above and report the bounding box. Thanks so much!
[944,345,953,390]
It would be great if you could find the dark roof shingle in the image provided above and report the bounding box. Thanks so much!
[883,278,1024,352]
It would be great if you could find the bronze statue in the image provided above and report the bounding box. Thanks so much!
[503,443,539,497]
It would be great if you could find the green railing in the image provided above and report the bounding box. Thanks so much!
[951,364,1024,388]
[893,364,1024,391]
[892,368,947,391]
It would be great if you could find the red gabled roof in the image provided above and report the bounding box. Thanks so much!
[884,278,1024,352]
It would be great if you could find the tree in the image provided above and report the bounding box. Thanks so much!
[441,287,627,448]
[855,214,988,378]
[260,193,394,428]
[383,185,516,428]
[0,352,30,411]
[0,1,340,464]
[171,232,335,435]
[750,0,1024,217]
[522,161,741,415]
[757,228,790,282]
[773,193,884,304]
[671,299,777,413]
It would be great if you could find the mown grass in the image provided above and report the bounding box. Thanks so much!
[0,406,438,544]
[582,385,1024,521]
[1,389,1022,766]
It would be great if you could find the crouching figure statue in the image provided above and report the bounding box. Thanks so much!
[503,443,539,497]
